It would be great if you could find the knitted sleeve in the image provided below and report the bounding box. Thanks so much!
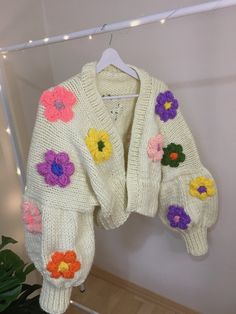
[156,82,218,256]
[21,85,97,314]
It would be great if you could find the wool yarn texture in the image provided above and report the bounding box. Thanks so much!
[22,62,218,314]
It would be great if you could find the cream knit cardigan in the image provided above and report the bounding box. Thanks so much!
[22,62,218,314]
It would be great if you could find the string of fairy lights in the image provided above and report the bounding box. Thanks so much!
[0,7,175,187]
[1,17,169,60]
[0,9,173,188]
[0,0,231,188]
[0,0,229,58]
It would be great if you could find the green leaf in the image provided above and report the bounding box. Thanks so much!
[15,266,26,282]
[14,284,41,305]
[21,284,34,291]
[0,269,13,281]
[5,294,47,314]
[0,298,13,312]
[0,236,43,313]
[20,295,47,313]
[0,278,20,293]
[23,264,35,276]
[0,236,17,250]
[0,250,24,272]
[0,285,22,312]
[14,263,35,282]
[0,285,22,298]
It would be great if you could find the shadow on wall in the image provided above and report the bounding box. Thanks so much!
[95,210,210,279]
[2,58,51,167]
[94,213,218,314]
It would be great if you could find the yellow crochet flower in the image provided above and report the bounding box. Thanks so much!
[189,176,216,200]
[85,128,112,164]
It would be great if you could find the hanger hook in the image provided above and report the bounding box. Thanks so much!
[109,33,113,47]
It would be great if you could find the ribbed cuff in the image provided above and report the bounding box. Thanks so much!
[39,280,72,314]
[182,228,208,256]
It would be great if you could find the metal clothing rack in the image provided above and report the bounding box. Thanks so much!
[0,0,235,54]
[0,0,235,186]
[70,284,99,314]
[0,1,235,313]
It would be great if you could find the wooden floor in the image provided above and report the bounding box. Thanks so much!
[65,267,199,314]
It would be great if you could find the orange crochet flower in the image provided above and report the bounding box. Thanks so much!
[46,250,81,279]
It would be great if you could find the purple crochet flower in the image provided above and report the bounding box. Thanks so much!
[167,205,191,230]
[36,150,75,187]
[155,91,179,122]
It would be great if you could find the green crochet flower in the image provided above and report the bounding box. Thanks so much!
[161,143,185,167]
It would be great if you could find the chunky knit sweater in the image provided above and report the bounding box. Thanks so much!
[21,62,218,314]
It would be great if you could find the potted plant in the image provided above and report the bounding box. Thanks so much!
[0,235,47,313]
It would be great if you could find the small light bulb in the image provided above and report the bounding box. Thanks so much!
[6,127,11,134]
[28,40,33,43]
[89,35,93,40]
[63,35,69,40]
[130,20,140,27]
[160,19,166,24]
[3,55,7,59]
[16,167,21,176]
[44,37,49,42]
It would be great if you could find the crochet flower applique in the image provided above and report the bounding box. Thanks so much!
[155,90,179,122]
[36,150,75,187]
[161,143,185,167]
[40,86,77,122]
[147,133,164,162]
[46,250,81,279]
[21,200,42,233]
[85,128,112,164]
[167,205,191,230]
[189,176,216,200]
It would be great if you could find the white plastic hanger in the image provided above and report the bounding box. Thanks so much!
[96,34,140,100]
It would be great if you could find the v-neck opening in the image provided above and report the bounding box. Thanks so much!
[80,62,153,212]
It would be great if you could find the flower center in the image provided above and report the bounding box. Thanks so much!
[197,186,207,194]
[51,161,63,176]
[54,100,65,110]
[58,261,69,272]
[164,101,172,110]
[97,140,105,152]
[157,144,161,151]
[173,216,180,223]
[170,152,178,160]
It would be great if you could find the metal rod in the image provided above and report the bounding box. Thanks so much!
[79,283,86,293]
[0,60,25,190]
[102,93,139,100]
[0,0,235,54]
[70,300,99,314]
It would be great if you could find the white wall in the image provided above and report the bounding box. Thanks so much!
[1,1,54,166]
[0,0,53,284]
[2,0,236,313]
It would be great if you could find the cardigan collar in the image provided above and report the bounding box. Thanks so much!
[80,62,156,221]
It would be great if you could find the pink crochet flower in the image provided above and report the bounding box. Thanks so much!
[40,86,77,122]
[147,133,164,162]
[21,201,42,233]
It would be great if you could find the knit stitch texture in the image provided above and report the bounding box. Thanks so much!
[22,62,218,314]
